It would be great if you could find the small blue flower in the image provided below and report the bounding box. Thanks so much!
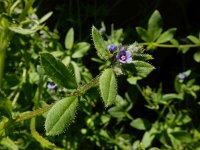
[107,44,117,53]
[178,72,186,80]
[47,82,57,89]
[116,48,133,63]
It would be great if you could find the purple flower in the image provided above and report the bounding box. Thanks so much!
[107,44,117,53]
[47,82,57,89]
[178,72,186,80]
[116,48,133,63]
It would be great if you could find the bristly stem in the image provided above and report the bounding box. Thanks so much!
[15,74,100,122]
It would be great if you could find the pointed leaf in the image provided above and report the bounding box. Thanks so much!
[65,28,74,49]
[45,96,78,136]
[156,28,177,43]
[99,68,117,107]
[39,11,53,24]
[136,27,151,42]
[92,26,109,59]
[130,118,151,130]
[187,35,200,44]
[72,42,90,58]
[170,131,192,143]
[40,53,77,89]
[71,61,81,84]
[148,10,163,41]
[9,25,43,35]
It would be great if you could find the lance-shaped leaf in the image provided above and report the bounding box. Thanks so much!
[136,27,151,42]
[147,10,163,41]
[40,53,77,89]
[9,25,44,35]
[65,27,74,50]
[156,28,177,43]
[39,11,53,24]
[92,26,109,59]
[99,68,117,107]
[187,35,200,44]
[45,96,78,136]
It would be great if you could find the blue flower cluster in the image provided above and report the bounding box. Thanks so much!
[107,44,133,63]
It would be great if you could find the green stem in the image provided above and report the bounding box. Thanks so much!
[157,100,172,121]
[15,103,54,122]
[15,74,100,122]
[136,83,152,105]
[18,0,35,21]
[139,42,200,48]
[0,29,10,88]
[0,50,6,88]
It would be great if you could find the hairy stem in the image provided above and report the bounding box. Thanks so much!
[15,74,100,122]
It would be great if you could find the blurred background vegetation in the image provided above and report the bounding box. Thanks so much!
[1,0,200,149]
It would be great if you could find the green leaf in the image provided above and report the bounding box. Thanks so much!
[71,61,81,84]
[187,35,200,44]
[108,107,126,118]
[193,50,200,63]
[170,131,192,143]
[147,10,163,41]
[136,27,151,42]
[40,53,77,89]
[99,68,117,107]
[176,113,191,126]
[130,118,151,130]
[9,25,43,35]
[156,28,177,43]
[0,90,12,118]
[123,61,155,78]
[142,130,156,148]
[65,28,74,50]
[127,76,141,85]
[133,53,154,61]
[72,42,90,58]
[45,96,78,136]
[92,26,109,59]
[161,93,183,103]
[39,11,53,24]
[0,137,18,150]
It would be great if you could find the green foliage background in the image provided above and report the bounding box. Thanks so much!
[1,0,200,150]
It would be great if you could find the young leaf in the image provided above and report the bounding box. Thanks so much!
[65,28,74,50]
[45,96,78,136]
[39,11,53,24]
[136,27,151,42]
[92,26,109,59]
[156,28,177,43]
[40,53,77,89]
[9,25,43,35]
[72,42,90,58]
[187,35,200,44]
[99,68,117,107]
[147,10,163,41]
[130,118,151,130]
[70,61,81,84]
